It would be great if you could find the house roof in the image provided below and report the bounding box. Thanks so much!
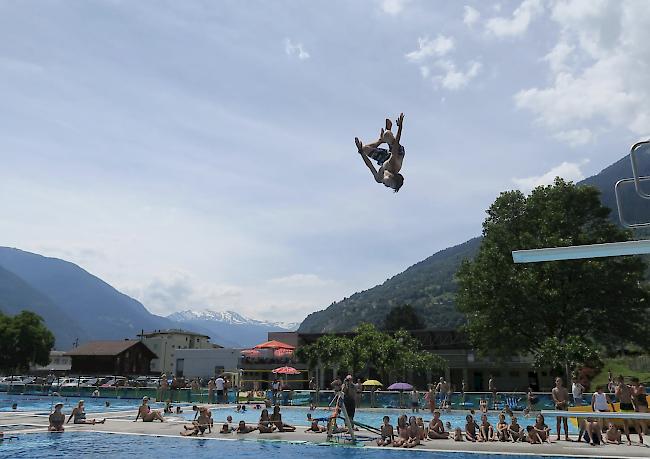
[65,340,156,358]
[253,340,295,350]
[137,329,210,339]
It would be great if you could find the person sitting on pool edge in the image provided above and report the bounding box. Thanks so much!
[48,403,65,432]
[392,414,409,447]
[376,416,394,446]
[180,406,211,436]
[527,414,551,444]
[67,400,105,425]
[478,413,495,442]
[402,416,421,448]
[508,416,525,442]
[464,414,479,442]
[270,405,296,432]
[258,408,276,433]
[427,411,449,439]
[134,396,164,422]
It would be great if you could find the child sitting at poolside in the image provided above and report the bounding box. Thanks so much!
[495,413,509,441]
[605,422,622,445]
[180,407,211,436]
[452,427,463,441]
[403,416,421,448]
[258,409,276,433]
[236,420,257,434]
[427,411,449,439]
[392,415,409,447]
[376,416,394,446]
[508,416,525,442]
[478,414,495,442]
[465,414,479,442]
[305,420,326,433]
[527,414,551,444]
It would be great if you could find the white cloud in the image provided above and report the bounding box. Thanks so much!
[515,1,650,144]
[513,160,588,192]
[405,35,481,91]
[380,0,410,15]
[553,128,593,147]
[485,0,543,37]
[405,35,454,62]
[463,5,481,27]
[125,272,243,315]
[267,273,330,287]
[434,60,482,90]
[284,38,310,60]
[543,40,574,73]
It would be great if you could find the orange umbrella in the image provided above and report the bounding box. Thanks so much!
[272,366,300,375]
[254,340,295,350]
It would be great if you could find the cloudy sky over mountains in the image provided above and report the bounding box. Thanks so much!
[2,0,649,321]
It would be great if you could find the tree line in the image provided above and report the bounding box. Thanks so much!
[0,311,54,374]
[296,323,446,385]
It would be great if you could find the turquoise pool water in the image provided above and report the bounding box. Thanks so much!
[0,394,164,413]
[0,432,582,458]
[179,406,579,434]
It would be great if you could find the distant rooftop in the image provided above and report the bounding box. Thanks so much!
[65,340,156,357]
[137,329,210,339]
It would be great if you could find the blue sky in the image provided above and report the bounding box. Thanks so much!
[1,0,649,322]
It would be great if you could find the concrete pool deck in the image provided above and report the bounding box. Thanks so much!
[2,407,648,458]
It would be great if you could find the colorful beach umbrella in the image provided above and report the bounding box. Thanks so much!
[387,382,413,391]
[254,340,295,350]
[272,366,301,375]
[362,379,383,387]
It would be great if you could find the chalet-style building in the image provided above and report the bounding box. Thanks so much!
[65,340,157,375]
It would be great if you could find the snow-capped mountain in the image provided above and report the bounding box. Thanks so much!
[166,309,299,348]
[168,309,299,330]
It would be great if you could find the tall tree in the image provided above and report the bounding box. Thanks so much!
[383,304,425,331]
[456,178,649,357]
[0,311,54,373]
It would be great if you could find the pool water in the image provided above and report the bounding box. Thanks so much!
[0,395,165,413]
[180,406,578,434]
[0,432,581,459]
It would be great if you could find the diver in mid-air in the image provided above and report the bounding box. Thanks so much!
[355,113,405,192]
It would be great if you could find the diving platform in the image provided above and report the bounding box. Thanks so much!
[511,239,650,263]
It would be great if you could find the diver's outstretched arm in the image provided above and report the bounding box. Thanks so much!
[395,113,404,143]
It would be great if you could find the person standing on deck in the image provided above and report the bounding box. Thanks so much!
[342,375,356,420]
[551,377,570,441]
[207,378,215,404]
[616,375,644,445]
[571,377,584,406]
[488,375,497,409]
[215,375,225,404]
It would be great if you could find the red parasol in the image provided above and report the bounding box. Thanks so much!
[254,340,295,350]
[272,366,301,375]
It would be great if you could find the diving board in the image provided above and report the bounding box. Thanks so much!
[512,239,650,263]
[542,410,650,420]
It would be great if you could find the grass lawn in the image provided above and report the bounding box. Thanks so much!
[591,356,650,387]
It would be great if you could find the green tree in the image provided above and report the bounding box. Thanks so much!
[533,335,602,382]
[383,304,425,331]
[0,311,55,373]
[456,178,649,357]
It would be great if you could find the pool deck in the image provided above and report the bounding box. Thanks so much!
[2,407,648,458]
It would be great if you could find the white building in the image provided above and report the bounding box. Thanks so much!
[138,329,217,374]
[174,348,242,380]
[30,350,72,373]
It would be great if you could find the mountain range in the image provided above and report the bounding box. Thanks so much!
[298,151,650,333]
[0,248,294,349]
[167,310,299,347]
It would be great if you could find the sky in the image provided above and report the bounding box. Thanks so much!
[1,0,649,322]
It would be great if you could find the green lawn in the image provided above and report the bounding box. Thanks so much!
[591,356,650,387]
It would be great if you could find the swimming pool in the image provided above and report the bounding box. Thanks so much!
[0,432,582,459]
[0,394,164,413]
[179,406,579,434]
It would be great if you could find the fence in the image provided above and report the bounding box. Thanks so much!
[2,384,605,411]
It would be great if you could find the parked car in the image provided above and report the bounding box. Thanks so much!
[51,378,78,390]
[100,377,127,388]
